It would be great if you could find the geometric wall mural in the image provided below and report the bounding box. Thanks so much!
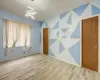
[49,29,52,36]
[61,28,69,33]
[68,41,80,64]
[49,39,57,46]
[60,12,69,20]
[62,35,67,38]
[71,22,80,38]
[56,31,59,37]
[40,1,100,66]
[45,21,48,27]
[50,30,59,39]
[49,48,55,57]
[40,21,44,27]
[59,30,65,38]
[40,21,48,28]
[59,41,65,54]
[67,13,72,25]
[80,4,91,19]
[73,3,89,16]
[49,39,59,57]
[53,21,59,29]
[92,5,100,15]
[92,0,100,7]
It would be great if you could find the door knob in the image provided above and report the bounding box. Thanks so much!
[95,46,98,48]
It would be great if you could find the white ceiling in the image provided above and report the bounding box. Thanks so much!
[0,0,91,21]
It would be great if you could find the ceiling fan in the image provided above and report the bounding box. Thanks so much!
[25,0,36,20]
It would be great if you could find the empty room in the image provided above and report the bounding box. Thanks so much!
[0,0,100,80]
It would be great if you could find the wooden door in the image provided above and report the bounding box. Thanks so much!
[43,28,48,55]
[82,16,98,71]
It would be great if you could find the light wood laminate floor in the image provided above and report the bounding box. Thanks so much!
[0,54,100,80]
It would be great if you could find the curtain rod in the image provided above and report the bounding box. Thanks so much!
[0,18,32,27]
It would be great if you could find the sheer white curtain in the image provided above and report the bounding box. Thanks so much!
[17,24,31,48]
[4,20,31,55]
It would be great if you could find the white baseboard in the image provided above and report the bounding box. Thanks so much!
[50,56,81,67]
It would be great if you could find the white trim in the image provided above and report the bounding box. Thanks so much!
[80,14,100,20]
[41,28,43,53]
[80,19,82,67]
[0,53,40,63]
[50,56,81,67]
[98,15,100,73]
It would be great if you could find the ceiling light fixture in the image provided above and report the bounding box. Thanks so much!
[31,0,34,1]
[25,6,36,20]
[27,6,34,10]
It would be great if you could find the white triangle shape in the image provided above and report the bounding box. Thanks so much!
[72,11,80,26]
[60,38,80,49]
[59,30,65,38]
[59,12,70,29]
[50,30,58,39]
[57,50,77,65]
[64,27,73,38]
[59,20,71,29]
[46,16,60,28]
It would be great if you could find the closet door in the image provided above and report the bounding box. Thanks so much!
[82,16,98,71]
[43,28,48,55]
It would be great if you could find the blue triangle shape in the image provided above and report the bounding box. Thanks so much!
[60,12,69,20]
[53,21,59,29]
[59,41,65,54]
[61,28,69,33]
[40,21,44,28]
[92,5,100,15]
[71,22,80,38]
[49,39,56,46]
[68,41,80,64]
[67,14,72,25]
[49,49,55,57]
[45,21,48,27]
[73,3,89,16]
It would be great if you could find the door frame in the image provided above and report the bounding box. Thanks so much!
[80,15,100,72]
[41,28,49,54]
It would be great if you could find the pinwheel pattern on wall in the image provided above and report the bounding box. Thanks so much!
[40,1,100,65]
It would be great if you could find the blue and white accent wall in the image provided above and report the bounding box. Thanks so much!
[40,0,100,67]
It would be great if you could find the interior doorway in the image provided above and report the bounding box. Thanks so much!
[82,16,98,72]
[43,28,48,55]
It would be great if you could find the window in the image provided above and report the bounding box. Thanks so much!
[4,20,31,48]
